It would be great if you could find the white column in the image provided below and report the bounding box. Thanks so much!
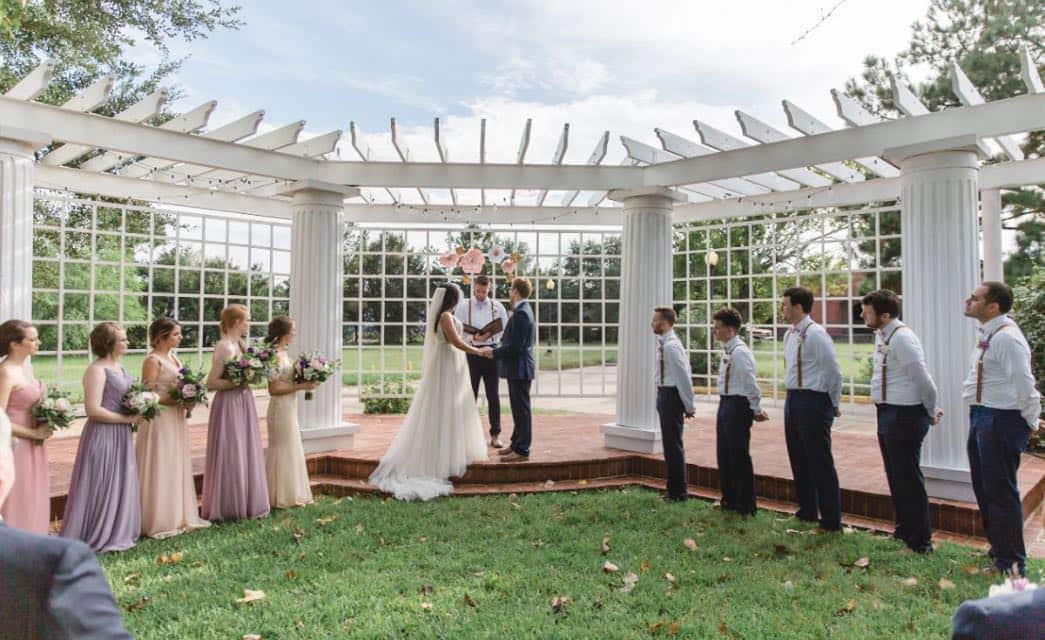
[601,188,684,454]
[282,180,361,454]
[898,148,981,501]
[0,127,50,322]
[981,188,1004,282]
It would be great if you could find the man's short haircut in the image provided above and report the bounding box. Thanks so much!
[473,275,490,287]
[712,306,743,330]
[654,306,676,325]
[981,281,1013,314]
[782,286,814,314]
[511,277,532,299]
[860,289,901,319]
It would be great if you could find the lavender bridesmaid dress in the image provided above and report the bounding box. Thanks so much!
[60,368,140,552]
[201,343,270,521]
[0,380,49,533]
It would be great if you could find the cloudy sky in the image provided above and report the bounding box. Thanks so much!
[158,0,932,201]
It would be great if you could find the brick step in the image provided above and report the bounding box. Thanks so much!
[310,474,987,549]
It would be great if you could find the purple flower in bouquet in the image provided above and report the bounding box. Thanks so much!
[120,383,161,432]
[294,350,341,400]
[224,339,278,387]
[169,367,209,419]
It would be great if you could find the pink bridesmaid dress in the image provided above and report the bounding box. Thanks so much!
[1,380,50,533]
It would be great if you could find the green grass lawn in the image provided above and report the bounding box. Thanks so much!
[99,489,1034,639]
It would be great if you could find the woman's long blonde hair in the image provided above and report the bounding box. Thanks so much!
[219,304,249,351]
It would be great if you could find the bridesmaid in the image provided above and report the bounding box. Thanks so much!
[0,320,50,533]
[265,316,317,509]
[60,322,142,552]
[137,318,211,538]
[201,304,269,522]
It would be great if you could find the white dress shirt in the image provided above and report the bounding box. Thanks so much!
[962,315,1042,429]
[717,336,762,413]
[870,319,938,413]
[784,315,843,407]
[454,296,508,347]
[655,330,695,414]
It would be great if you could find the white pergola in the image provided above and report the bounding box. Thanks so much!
[1,45,1043,500]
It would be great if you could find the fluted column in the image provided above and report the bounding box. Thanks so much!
[899,149,980,501]
[601,188,684,454]
[0,127,50,323]
[282,181,361,453]
[981,188,1003,282]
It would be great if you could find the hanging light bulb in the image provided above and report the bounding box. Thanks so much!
[705,250,719,267]
[545,278,556,291]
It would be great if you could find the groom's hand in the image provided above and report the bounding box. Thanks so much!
[479,347,494,359]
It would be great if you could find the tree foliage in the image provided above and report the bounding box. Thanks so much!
[844,0,1044,281]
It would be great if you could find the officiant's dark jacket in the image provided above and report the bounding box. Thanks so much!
[493,300,535,380]
[0,522,133,639]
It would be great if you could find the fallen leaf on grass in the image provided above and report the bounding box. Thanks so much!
[420,602,432,611]
[938,578,956,590]
[664,573,676,583]
[532,539,545,548]
[284,570,297,580]
[550,596,570,612]
[834,598,857,616]
[156,552,183,565]
[853,557,870,568]
[601,534,611,555]
[235,590,266,604]
[783,580,795,590]
[640,560,650,572]
[419,585,433,595]
[683,538,698,551]
[603,561,619,573]
[962,566,980,575]
[718,621,728,635]
[242,635,262,640]
[722,557,732,562]
[354,523,364,534]
[510,501,522,510]
[669,622,680,636]
[314,515,337,527]
[123,573,140,584]
[123,596,150,612]
[649,622,663,633]
[773,544,790,556]
[620,572,639,594]
[902,577,919,587]
[463,593,477,608]
[292,527,306,543]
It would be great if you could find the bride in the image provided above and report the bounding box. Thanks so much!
[369,283,489,500]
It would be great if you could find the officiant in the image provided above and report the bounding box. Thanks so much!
[455,275,509,448]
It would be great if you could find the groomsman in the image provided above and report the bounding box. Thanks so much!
[455,275,508,448]
[712,307,769,515]
[861,289,941,553]
[651,307,695,502]
[781,286,844,531]
[962,281,1042,576]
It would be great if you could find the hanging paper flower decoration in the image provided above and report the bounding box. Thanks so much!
[461,275,471,286]
[438,252,460,270]
[500,259,517,275]
[455,246,467,256]
[488,245,506,265]
[459,247,485,274]
[510,251,522,263]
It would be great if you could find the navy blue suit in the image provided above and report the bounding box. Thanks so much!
[0,523,133,639]
[952,589,1045,639]
[492,300,535,456]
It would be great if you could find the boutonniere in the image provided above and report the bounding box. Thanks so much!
[795,335,805,345]
[721,354,731,364]
[877,344,892,356]
[978,339,991,350]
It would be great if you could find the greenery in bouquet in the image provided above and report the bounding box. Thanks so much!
[120,383,162,432]
[30,387,76,446]
[293,351,341,400]
[168,367,209,418]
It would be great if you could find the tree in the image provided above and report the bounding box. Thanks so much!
[1,1,241,121]
[845,0,1045,281]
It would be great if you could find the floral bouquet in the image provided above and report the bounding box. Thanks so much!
[293,351,341,400]
[120,383,162,432]
[223,340,277,387]
[168,367,209,418]
[30,388,76,446]
[988,566,1039,598]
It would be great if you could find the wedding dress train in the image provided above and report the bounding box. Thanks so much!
[369,286,488,500]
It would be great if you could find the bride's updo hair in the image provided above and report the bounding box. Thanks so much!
[432,284,460,332]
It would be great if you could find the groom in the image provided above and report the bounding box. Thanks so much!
[480,277,535,462]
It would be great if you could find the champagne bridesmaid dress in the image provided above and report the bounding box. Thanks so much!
[1,380,50,533]
[265,358,314,508]
[136,355,210,538]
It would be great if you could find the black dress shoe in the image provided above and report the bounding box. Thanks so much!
[662,494,688,503]
[794,511,818,523]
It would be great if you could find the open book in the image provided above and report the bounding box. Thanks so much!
[462,317,503,336]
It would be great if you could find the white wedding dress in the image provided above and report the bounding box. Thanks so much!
[369,286,489,501]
